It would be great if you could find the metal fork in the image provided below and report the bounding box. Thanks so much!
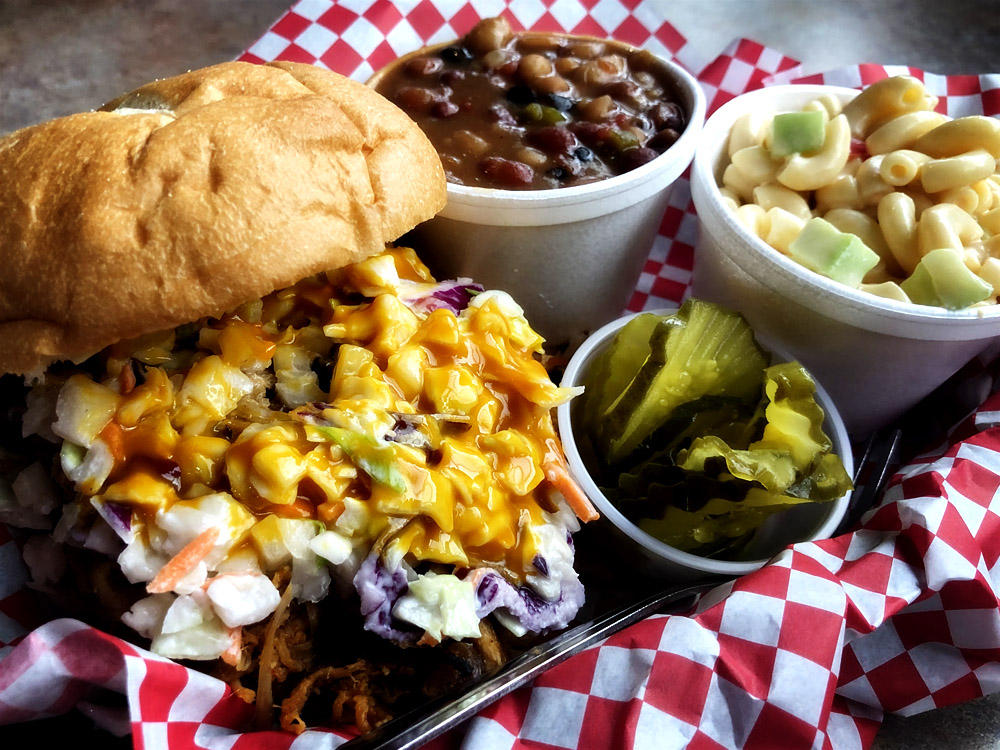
[833,426,903,537]
[341,429,904,750]
[339,580,719,750]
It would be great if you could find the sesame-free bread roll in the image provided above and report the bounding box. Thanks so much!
[0,61,447,375]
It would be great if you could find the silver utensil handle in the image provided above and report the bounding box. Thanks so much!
[341,580,719,750]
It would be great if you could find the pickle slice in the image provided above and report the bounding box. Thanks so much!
[600,299,769,465]
[584,312,662,436]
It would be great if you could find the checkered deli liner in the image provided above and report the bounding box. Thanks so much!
[3,2,1000,749]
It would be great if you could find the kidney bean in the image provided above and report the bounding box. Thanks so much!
[528,125,578,154]
[406,56,444,77]
[487,104,517,126]
[605,80,643,106]
[619,146,659,171]
[651,102,685,131]
[440,69,466,86]
[570,121,612,146]
[480,156,534,186]
[394,86,436,112]
[648,128,680,151]
[497,60,519,77]
[431,100,460,118]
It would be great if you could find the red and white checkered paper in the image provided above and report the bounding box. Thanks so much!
[3,2,1000,748]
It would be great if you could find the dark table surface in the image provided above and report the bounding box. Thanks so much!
[2,1,1000,748]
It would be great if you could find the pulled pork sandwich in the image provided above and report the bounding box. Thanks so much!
[0,61,597,734]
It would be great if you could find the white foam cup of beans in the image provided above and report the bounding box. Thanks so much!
[374,45,705,351]
[689,84,1000,437]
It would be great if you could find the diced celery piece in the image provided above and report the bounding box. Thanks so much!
[788,218,879,288]
[770,110,826,158]
[900,247,994,309]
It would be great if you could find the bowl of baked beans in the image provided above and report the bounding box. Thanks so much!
[369,16,705,348]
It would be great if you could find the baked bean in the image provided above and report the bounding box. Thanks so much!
[577,56,626,86]
[482,48,516,70]
[634,71,656,88]
[519,54,554,82]
[532,75,571,95]
[374,16,688,189]
[520,34,564,52]
[516,147,549,167]
[576,95,614,121]
[606,81,643,107]
[466,15,511,55]
[555,57,581,75]
[454,130,490,156]
[567,41,605,59]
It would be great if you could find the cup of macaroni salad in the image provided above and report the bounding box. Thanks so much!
[690,81,1000,436]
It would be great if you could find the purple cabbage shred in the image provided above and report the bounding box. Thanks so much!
[352,552,420,644]
[471,569,584,633]
[405,280,484,316]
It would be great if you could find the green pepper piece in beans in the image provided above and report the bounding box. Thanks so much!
[609,129,641,152]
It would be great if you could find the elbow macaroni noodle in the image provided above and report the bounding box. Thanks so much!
[719,75,1000,308]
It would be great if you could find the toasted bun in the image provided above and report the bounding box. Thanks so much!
[0,61,446,375]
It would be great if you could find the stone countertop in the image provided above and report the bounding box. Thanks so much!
[1,0,999,748]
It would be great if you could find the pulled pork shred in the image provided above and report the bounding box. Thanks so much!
[280,661,393,735]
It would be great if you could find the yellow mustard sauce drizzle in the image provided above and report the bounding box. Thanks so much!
[82,248,567,585]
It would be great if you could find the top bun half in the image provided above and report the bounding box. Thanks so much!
[0,61,447,375]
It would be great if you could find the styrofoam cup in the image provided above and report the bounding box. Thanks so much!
[555,309,854,581]
[401,56,706,350]
[689,85,1000,437]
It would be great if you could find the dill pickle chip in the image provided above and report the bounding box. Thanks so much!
[585,312,662,426]
[601,299,769,465]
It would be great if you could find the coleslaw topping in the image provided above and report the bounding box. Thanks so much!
[17,247,593,658]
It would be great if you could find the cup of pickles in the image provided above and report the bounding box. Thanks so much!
[555,299,854,580]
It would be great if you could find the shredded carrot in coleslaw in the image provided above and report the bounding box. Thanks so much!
[146,527,220,594]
